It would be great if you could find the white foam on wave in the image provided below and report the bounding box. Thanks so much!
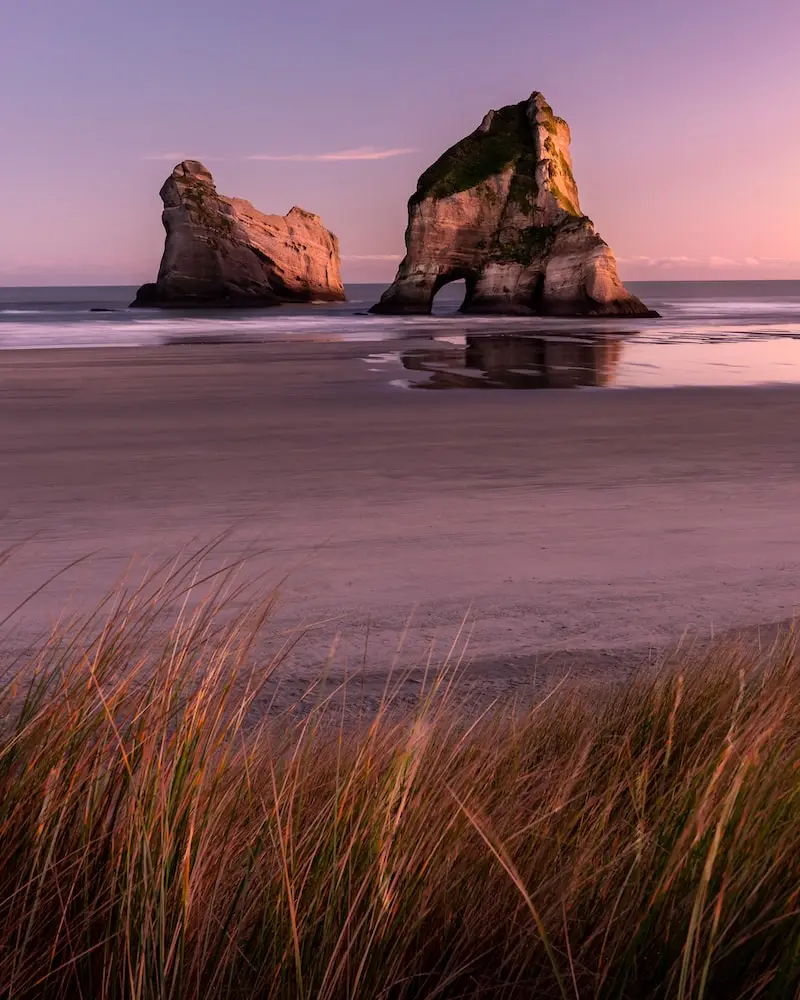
[668,299,800,316]
[1,289,800,351]
[0,320,161,350]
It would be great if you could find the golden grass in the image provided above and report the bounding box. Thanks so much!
[1,561,800,998]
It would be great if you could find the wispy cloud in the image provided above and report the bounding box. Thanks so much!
[247,146,417,162]
[141,146,416,164]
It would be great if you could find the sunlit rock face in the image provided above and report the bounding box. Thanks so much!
[133,161,345,308]
[371,93,655,318]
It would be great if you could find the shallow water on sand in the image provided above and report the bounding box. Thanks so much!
[367,333,800,391]
[2,281,800,388]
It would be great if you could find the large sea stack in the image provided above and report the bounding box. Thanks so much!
[372,92,654,317]
[133,161,345,308]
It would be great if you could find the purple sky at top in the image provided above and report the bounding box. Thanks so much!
[1,0,798,285]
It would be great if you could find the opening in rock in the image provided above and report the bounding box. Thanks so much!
[431,279,467,315]
[531,272,546,308]
[431,273,475,315]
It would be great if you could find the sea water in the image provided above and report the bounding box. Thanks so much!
[2,281,800,388]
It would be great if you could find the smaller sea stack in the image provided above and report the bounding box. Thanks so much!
[133,161,345,308]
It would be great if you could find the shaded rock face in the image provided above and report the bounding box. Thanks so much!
[133,161,345,308]
[371,93,655,317]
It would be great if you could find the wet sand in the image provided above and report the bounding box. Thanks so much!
[2,341,800,703]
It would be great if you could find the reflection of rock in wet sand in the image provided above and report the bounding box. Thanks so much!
[402,333,626,389]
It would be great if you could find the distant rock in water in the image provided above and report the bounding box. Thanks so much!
[132,161,345,309]
[372,92,655,318]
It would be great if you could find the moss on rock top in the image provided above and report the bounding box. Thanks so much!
[411,93,579,221]
[412,102,534,204]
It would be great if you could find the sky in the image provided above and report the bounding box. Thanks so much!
[1,0,799,286]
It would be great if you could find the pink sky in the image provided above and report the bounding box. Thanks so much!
[1,0,798,286]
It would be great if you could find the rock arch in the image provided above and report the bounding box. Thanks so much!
[371,93,656,318]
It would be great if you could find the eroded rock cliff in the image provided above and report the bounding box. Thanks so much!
[133,161,345,308]
[371,93,654,317]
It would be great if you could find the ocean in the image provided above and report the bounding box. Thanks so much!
[2,280,800,388]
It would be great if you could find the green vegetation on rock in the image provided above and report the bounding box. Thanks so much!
[411,94,580,220]
[506,154,539,212]
[413,102,534,203]
[491,224,557,265]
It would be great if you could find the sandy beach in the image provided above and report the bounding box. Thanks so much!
[2,339,799,702]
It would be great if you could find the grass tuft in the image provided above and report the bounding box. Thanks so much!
[1,565,800,998]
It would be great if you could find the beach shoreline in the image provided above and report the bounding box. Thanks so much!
[2,340,800,706]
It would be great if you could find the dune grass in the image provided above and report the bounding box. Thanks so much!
[1,563,800,998]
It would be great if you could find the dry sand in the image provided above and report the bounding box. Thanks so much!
[1,340,799,705]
